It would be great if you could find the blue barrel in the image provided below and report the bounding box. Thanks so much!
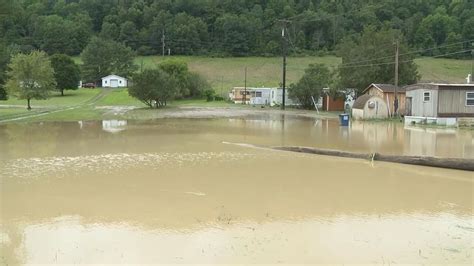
[339,114,350,126]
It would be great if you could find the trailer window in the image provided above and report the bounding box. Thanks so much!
[423,91,431,102]
[256,91,262,97]
[467,92,474,106]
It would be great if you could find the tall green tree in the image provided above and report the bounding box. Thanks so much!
[80,37,136,83]
[5,51,56,110]
[128,68,177,108]
[50,54,81,96]
[159,59,190,97]
[0,42,10,100]
[414,8,459,55]
[337,27,419,92]
[31,15,92,55]
[289,63,333,109]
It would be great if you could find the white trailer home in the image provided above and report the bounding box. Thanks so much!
[404,83,474,126]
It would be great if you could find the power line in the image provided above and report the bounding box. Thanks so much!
[339,49,472,69]
[340,39,474,67]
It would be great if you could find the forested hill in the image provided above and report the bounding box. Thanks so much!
[1,0,473,57]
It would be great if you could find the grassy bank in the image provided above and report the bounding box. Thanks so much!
[74,56,472,96]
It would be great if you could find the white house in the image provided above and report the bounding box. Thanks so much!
[101,75,128,88]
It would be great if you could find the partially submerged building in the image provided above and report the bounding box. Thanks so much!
[404,83,474,126]
[363,83,405,115]
[351,94,389,120]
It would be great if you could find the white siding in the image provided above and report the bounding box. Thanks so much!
[406,89,438,117]
[102,75,128,88]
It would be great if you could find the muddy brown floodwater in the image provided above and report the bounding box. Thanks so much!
[0,117,473,265]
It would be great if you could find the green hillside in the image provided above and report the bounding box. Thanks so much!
[73,56,472,96]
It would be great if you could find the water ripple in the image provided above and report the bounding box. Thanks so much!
[1,152,259,179]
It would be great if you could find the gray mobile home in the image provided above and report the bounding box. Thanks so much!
[405,83,474,126]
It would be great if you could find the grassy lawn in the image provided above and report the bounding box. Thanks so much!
[135,55,341,96]
[95,88,145,106]
[0,107,35,120]
[415,57,472,83]
[0,89,101,107]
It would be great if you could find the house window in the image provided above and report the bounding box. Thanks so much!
[119,80,122,84]
[256,91,262,97]
[466,92,474,106]
[423,91,431,102]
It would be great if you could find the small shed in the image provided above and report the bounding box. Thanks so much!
[322,95,345,111]
[352,94,389,120]
[101,75,128,88]
[363,83,405,115]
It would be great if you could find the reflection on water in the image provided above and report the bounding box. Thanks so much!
[101,119,127,133]
[0,118,473,264]
[1,118,473,160]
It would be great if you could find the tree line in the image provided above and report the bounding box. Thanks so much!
[1,0,472,108]
[1,0,472,57]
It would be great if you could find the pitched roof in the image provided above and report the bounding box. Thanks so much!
[352,94,373,109]
[101,74,127,80]
[363,83,404,93]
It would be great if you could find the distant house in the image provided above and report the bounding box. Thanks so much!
[229,87,295,106]
[363,83,405,115]
[229,87,251,104]
[101,74,128,88]
[352,94,389,120]
[404,83,474,126]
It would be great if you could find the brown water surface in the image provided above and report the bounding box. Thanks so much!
[1,118,473,264]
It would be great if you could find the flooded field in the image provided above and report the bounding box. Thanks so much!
[1,117,473,264]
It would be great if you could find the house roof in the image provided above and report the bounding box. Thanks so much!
[363,83,404,94]
[101,74,127,80]
[404,83,474,91]
[352,94,373,109]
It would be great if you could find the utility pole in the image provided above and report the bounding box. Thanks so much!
[221,76,224,96]
[243,67,247,105]
[280,20,289,110]
[333,16,337,48]
[471,42,474,83]
[161,30,165,57]
[394,39,399,116]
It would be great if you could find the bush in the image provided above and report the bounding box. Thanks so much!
[0,87,8,100]
[289,64,333,109]
[204,89,216,102]
[129,69,177,108]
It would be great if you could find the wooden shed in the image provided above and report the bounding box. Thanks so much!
[322,95,345,111]
[351,94,389,120]
[405,83,474,118]
[363,83,405,115]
